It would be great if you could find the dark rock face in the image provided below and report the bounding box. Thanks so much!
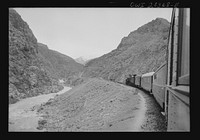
[9,9,65,104]
[83,18,170,83]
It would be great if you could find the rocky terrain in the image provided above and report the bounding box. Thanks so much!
[38,43,84,79]
[37,43,84,86]
[9,9,171,104]
[8,9,169,132]
[36,78,166,132]
[9,9,83,104]
[37,78,141,131]
[138,89,167,131]
[82,18,170,83]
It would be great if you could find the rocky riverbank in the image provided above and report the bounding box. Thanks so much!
[8,86,71,132]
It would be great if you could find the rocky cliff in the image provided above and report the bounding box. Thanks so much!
[82,18,170,82]
[8,9,83,104]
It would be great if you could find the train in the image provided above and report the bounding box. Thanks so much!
[125,8,190,131]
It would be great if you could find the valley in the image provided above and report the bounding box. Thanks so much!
[8,8,170,132]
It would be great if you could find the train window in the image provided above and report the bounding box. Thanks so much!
[178,8,190,85]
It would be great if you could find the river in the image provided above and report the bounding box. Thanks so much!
[8,86,72,132]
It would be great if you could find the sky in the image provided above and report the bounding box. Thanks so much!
[14,8,172,60]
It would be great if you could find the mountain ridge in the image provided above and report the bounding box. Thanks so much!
[82,17,170,82]
[37,43,84,79]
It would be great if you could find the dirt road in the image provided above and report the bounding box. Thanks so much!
[8,86,72,132]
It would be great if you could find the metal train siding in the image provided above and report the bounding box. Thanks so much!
[152,62,167,110]
[135,75,141,87]
[141,72,155,93]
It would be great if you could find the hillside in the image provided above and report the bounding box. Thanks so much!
[36,78,166,131]
[37,78,141,131]
[82,18,170,82]
[8,9,83,104]
[37,43,84,79]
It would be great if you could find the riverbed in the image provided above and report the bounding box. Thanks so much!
[8,86,72,132]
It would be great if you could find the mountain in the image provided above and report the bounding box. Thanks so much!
[75,57,88,65]
[37,43,84,79]
[8,9,83,104]
[9,8,170,104]
[82,18,170,83]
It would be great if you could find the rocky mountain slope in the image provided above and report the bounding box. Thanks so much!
[9,9,83,104]
[82,18,170,83]
[37,43,84,80]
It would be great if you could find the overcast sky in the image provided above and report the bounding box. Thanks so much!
[14,8,172,60]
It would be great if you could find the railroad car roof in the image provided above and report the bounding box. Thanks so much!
[141,72,155,77]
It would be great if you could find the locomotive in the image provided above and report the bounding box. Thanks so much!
[125,8,190,131]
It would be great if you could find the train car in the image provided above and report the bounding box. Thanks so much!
[129,74,136,86]
[135,75,141,88]
[152,62,167,110]
[125,77,131,86]
[125,74,136,86]
[141,72,155,93]
[165,8,190,131]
